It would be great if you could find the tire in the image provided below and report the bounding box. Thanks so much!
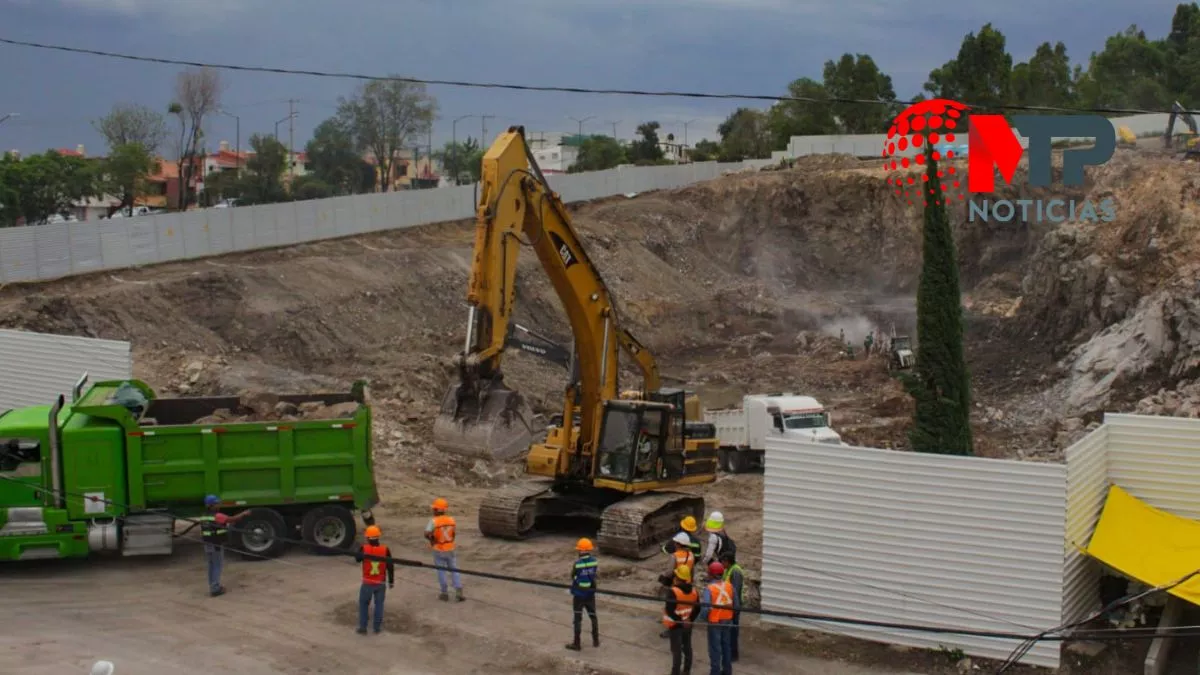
[301,505,357,555]
[728,451,747,474]
[232,508,289,561]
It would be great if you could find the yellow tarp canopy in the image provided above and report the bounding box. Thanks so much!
[1086,485,1200,606]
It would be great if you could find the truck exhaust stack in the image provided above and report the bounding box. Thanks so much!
[432,380,535,460]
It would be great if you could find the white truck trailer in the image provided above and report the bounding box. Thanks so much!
[703,394,843,472]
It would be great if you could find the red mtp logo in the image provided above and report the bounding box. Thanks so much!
[882,98,969,206]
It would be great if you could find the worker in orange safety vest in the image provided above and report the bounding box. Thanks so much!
[697,561,739,675]
[662,564,699,675]
[353,524,394,634]
[658,531,696,638]
[425,497,464,601]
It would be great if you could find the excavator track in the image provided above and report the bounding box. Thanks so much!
[477,480,554,539]
[597,492,704,559]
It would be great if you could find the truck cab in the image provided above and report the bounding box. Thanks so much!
[748,394,843,446]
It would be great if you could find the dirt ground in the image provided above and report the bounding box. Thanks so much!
[3,149,1200,673]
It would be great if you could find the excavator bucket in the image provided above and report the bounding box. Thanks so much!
[433,381,536,460]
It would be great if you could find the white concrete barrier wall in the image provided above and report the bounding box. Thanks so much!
[761,438,1067,669]
[0,330,132,409]
[0,160,773,284]
[1104,414,1200,519]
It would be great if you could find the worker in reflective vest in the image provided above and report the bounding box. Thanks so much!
[425,497,464,601]
[697,562,738,675]
[566,538,600,651]
[662,564,698,675]
[353,524,394,634]
[659,532,697,638]
[719,551,745,662]
[199,494,253,598]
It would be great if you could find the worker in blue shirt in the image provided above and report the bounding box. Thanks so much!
[566,537,600,651]
[697,561,739,675]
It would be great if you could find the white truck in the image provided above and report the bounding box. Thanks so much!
[704,393,843,473]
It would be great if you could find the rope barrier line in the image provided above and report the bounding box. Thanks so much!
[0,36,1196,115]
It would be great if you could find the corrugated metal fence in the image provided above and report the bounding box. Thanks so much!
[760,438,1067,668]
[1105,414,1200,518]
[0,160,758,284]
[0,330,132,409]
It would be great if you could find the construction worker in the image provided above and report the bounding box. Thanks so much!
[566,538,600,651]
[425,497,464,601]
[701,511,736,568]
[697,561,737,675]
[199,494,253,597]
[680,515,702,561]
[659,532,696,638]
[661,564,698,675]
[719,551,745,663]
[864,332,874,357]
[353,525,394,634]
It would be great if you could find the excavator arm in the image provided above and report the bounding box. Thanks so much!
[434,126,659,462]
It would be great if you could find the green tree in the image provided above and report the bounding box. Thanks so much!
[1010,42,1076,109]
[168,67,222,210]
[435,137,484,183]
[0,151,99,226]
[628,121,665,163]
[569,135,626,172]
[690,139,720,162]
[822,53,898,132]
[901,145,973,456]
[235,134,289,205]
[766,78,837,148]
[306,118,374,195]
[1076,26,1172,110]
[925,24,1013,111]
[201,168,240,205]
[1167,3,1200,98]
[289,175,335,201]
[101,143,158,215]
[717,108,773,160]
[337,78,437,192]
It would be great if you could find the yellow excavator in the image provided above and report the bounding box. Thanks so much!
[432,126,719,558]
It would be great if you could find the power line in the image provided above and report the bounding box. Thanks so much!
[0,35,1193,116]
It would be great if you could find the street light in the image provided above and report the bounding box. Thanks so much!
[605,120,621,140]
[0,113,19,127]
[274,113,296,142]
[682,119,699,163]
[568,115,595,140]
[218,109,241,176]
[451,115,476,185]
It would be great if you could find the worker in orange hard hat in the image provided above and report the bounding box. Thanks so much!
[425,497,464,601]
[353,524,394,634]
[566,538,600,651]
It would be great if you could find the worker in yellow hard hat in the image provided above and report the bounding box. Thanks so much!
[353,524,393,634]
[425,497,464,601]
[679,515,702,568]
[566,538,600,651]
[661,564,698,675]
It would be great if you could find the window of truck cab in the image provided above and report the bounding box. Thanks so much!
[782,412,828,429]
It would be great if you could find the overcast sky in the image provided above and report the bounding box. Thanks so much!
[0,0,1185,156]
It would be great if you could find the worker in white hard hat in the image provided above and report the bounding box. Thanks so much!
[658,531,696,639]
[702,511,737,570]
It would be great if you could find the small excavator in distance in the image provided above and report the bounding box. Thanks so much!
[1165,101,1200,160]
[432,126,719,558]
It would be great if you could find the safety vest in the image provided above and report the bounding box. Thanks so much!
[662,586,699,628]
[686,533,701,558]
[706,580,735,623]
[199,515,227,544]
[672,548,695,572]
[431,515,456,551]
[572,555,598,597]
[722,563,745,603]
[361,544,388,585]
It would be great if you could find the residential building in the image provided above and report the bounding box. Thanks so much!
[532,144,579,173]
[367,148,441,190]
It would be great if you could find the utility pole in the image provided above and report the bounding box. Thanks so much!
[288,99,298,180]
[481,115,495,144]
[219,109,240,176]
[569,115,595,141]
[606,120,621,140]
[683,119,698,163]
[451,115,475,185]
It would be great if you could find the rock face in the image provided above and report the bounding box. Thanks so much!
[1136,380,1200,417]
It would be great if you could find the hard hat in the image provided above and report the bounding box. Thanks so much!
[91,662,115,675]
[680,516,697,533]
[706,511,724,530]
[576,537,594,552]
[364,525,382,539]
[672,532,690,546]
[708,561,725,577]
[432,497,448,511]
[674,565,692,582]
[204,494,219,506]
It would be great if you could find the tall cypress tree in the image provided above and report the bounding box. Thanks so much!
[901,143,974,455]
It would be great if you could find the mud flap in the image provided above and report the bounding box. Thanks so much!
[432,382,536,459]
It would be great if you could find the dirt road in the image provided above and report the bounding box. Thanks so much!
[1,532,925,675]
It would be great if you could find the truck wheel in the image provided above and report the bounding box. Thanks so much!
[233,508,289,561]
[717,449,730,473]
[301,505,357,555]
[728,451,747,474]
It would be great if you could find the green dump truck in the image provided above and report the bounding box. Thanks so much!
[0,376,379,562]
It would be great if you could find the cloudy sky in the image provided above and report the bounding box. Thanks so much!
[0,0,1185,157]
